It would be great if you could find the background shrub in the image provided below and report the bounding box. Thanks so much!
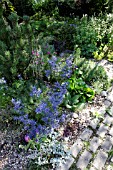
[31,0,110,19]
[10,0,34,17]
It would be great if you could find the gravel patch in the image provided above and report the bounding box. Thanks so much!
[0,111,31,170]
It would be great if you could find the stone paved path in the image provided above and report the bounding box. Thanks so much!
[57,60,113,170]
[58,111,113,170]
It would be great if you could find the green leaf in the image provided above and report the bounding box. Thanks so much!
[66,104,72,109]
[71,95,80,104]
[29,97,34,104]
[75,102,85,111]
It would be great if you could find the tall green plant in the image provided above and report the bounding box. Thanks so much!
[0,11,37,84]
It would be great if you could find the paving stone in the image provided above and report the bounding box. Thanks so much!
[109,126,113,136]
[101,135,113,151]
[70,139,84,158]
[76,150,92,170]
[89,136,102,153]
[90,167,97,170]
[103,115,113,125]
[98,108,106,115]
[80,128,93,141]
[106,165,113,170]
[89,119,100,129]
[98,59,108,66]
[97,123,109,138]
[92,150,108,170]
[108,106,113,116]
[57,157,74,170]
[111,157,113,162]
[101,91,107,97]
[107,92,113,102]
[104,100,111,107]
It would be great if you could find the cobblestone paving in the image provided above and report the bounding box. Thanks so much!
[58,112,113,170]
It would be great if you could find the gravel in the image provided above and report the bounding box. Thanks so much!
[0,120,30,169]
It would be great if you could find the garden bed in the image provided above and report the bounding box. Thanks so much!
[1,2,113,168]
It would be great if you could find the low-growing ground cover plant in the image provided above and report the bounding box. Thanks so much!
[26,130,71,170]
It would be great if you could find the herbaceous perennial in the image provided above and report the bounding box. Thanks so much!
[12,54,76,139]
[12,82,68,139]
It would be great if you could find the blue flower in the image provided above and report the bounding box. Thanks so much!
[11,98,22,112]
[30,86,42,97]
[0,77,6,84]
[35,102,47,113]
[51,55,57,62]
[69,24,76,28]
[29,127,37,139]
[66,59,72,67]
[45,70,51,78]
[61,68,72,78]
[60,114,66,123]
[48,56,57,69]
[54,81,61,89]
[61,56,74,78]
[41,117,49,123]
[12,72,69,139]
[17,74,22,80]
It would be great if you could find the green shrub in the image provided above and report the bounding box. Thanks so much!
[47,19,76,51]
[32,0,109,20]
[10,0,34,17]
[73,16,98,58]
[106,0,113,13]
[87,0,108,16]
[73,48,110,93]
[92,14,113,61]
[73,15,109,59]
[0,11,38,84]
[31,14,113,60]
[31,0,59,19]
